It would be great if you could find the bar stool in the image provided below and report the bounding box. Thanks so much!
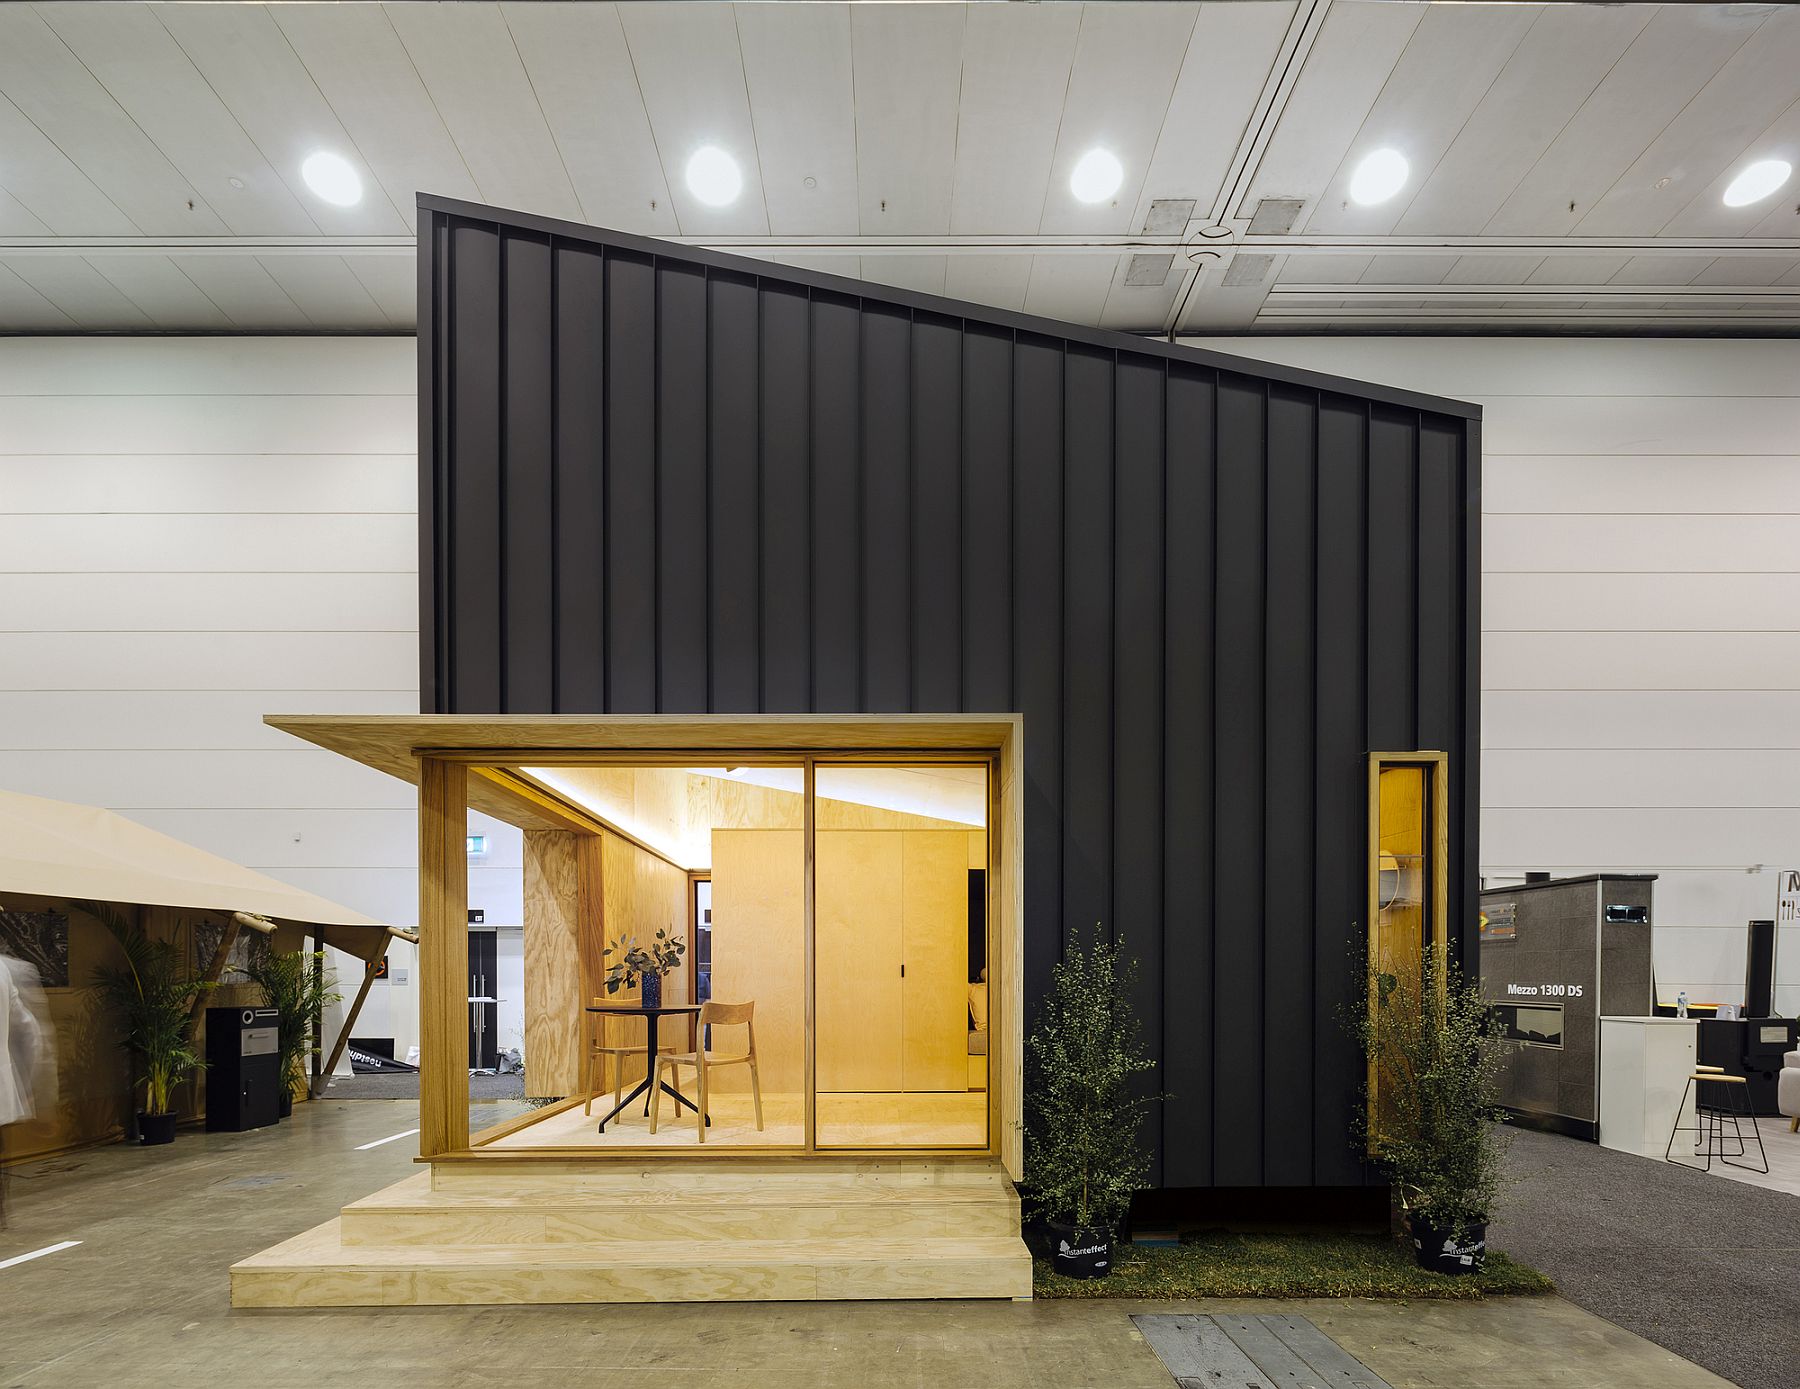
[1664,1067,1769,1174]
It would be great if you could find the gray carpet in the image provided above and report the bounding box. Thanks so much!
[320,1072,527,1101]
[1491,1125,1799,1388]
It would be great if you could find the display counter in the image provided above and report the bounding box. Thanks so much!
[1598,1016,1697,1158]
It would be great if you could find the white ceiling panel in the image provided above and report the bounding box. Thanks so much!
[168,256,310,330]
[1690,257,1799,288]
[1665,95,1800,240]
[0,261,74,330]
[502,3,677,236]
[1240,0,1424,219]
[258,255,392,331]
[1307,3,1539,236]
[949,3,1081,235]
[1134,0,1297,231]
[1359,256,1451,286]
[850,3,964,235]
[1395,5,1653,236]
[341,256,416,329]
[1609,257,1710,287]
[85,256,231,330]
[943,255,1032,315]
[1443,257,1545,287]
[0,93,136,235]
[36,3,316,236]
[2,257,153,329]
[382,1,582,221]
[1099,253,1182,332]
[1277,254,1374,284]
[617,2,770,236]
[1484,6,1764,237]
[1574,9,1800,237]
[271,3,480,215]
[736,2,858,237]
[859,255,948,299]
[1022,255,1116,325]
[154,4,409,236]
[0,5,226,235]
[1039,3,1198,236]
[1527,256,1631,286]
[0,184,49,238]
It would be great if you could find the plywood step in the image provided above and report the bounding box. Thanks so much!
[232,1218,1033,1306]
[344,1172,1020,1245]
[427,1155,1011,1194]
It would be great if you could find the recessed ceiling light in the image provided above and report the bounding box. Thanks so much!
[686,146,742,208]
[1723,158,1792,208]
[1349,148,1409,206]
[1070,148,1123,204]
[300,151,362,207]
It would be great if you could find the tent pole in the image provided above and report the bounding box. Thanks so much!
[315,958,379,1098]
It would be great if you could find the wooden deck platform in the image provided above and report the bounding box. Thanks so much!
[231,1157,1031,1306]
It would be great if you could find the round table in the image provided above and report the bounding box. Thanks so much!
[584,1001,706,1133]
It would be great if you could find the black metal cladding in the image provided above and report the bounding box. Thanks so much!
[419,195,1482,1190]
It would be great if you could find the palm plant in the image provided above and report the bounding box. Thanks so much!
[80,899,213,1118]
[244,943,340,1098]
[1023,925,1158,1235]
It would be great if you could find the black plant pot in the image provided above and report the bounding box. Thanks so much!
[640,970,663,1010]
[277,1090,294,1119]
[1047,1221,1113,1279]
[138,1110,178,1146]
[1409,1215,1487,1275]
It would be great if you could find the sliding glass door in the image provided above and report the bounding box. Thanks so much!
[812,763,992,1149]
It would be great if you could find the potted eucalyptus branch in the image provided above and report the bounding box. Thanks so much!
[244,942,339,1116]
[602,928,685,1009]
[81,900,215,1146]
[1350,942,1513,1274]
[1023,925,1158,1279]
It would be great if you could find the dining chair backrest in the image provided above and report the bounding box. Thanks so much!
[700,1000,753,1027]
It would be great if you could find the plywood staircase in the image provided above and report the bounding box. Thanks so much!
[231,1158,1033,1306]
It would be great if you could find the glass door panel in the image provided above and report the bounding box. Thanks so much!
[813,763,990,1149]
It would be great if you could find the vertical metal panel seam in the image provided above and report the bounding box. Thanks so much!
[807,286,817,712]
[1208,365,1220,1182]
[548,235,561,712]
[652,256,664,711]
[599,246,611,711]
[1258,375,1270,1185]
[703,264,714,712]
[1057,338,1068,962]
[1109,348,1119,953]
[1156,355,1169,1169]
[1307,387,1322,1180]
[755,277,765,712]
[497,224,510,712]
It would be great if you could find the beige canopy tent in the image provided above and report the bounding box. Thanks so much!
[0,789,414,1127]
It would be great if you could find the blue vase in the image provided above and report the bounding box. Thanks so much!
[641,971,662,1010]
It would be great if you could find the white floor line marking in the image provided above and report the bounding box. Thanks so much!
[0,1240,81,1270]
[354,1127,420,1151]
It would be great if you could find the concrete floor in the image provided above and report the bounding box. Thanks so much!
[1,1099,1728,1389]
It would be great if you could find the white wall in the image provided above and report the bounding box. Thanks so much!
[1188,336,1800,1012]
[0,337,522,1061]
[8,334,1798,1023]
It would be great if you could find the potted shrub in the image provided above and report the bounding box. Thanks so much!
[82,900,214,1146]
[602,929,685,1009]
[1351,944,1512,1274]
[1023,926,1158,1279]
[244,943,340,1116]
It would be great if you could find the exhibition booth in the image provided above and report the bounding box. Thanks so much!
[229,195,1484,1306]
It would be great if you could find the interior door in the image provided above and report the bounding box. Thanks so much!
[815,830,903,1091]
[901,831,971,1091]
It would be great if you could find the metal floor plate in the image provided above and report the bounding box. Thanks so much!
[1134,1313,1393,1389]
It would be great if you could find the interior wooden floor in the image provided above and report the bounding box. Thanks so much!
[231,1152,1031,1307]
[485,1090,989,1150]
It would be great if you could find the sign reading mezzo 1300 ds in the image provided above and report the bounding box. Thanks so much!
[1504,982,1585,998]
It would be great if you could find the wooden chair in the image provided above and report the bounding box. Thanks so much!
[650,1000,762,1143]
[582,1002,650,1118]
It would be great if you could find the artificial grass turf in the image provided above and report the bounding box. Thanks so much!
[1032,1231,1555,1300]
